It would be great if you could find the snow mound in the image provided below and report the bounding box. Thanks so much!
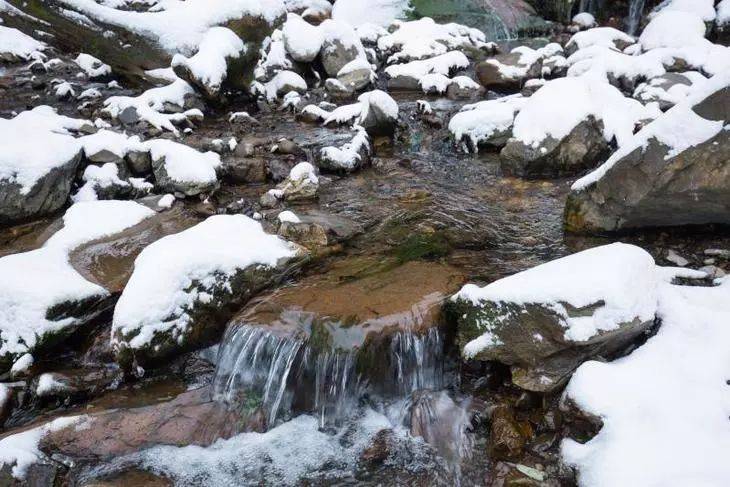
[650,0,716,22]
[0,106,88,193]
[448,95,528,151]
[562,277,730,486]
[454,243,659,343]
[0,25,46,61]
[112,215,299,350]
[511,76,658,148]
[639,10,707,50]
[74,53,111,78]
[0,201,154,367]
[566,27,635,52]
[572,12,596,28]
[331,0,410,27]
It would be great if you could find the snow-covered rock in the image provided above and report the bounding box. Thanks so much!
[254,70,307,101]
[282,13,323,63]
[450,243,660,392]
[356,89,398,136]
[566,72,730,233]
[475,46,543,92]
[565,27,635,57]
[385,51,469,90]
[571,12,596,30]
[562,275,730,486]
[111,215,304,368]
[319,18,367,77]
[639,10,707,51]
[0,107,89,226]
[633,71,707,110]
[0,25,46,62]
[317,127,370,172]
[74,53,112,79]
[500,76,659,178]
[449,95,528,152]
[0,201,154,373]
[147,139,221,196]
[171,27,245,100]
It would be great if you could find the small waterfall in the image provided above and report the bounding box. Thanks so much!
[213,324,444,429]
[626,0,646,36]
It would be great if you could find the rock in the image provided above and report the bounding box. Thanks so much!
[446,76,484,99]
[489,405,533,461]
[566,80,730,233]
[275,161,320,201]
[277,221,329,250]
[282,13,323,63]
[386,73,421,91]
[118,106,139,126]
[500,115,609,178]
[336,57,372,92]
[266,158,293,182]
[221,156,267,183]
[0,151,82,227]
[633,72,706,111]
[317,128,371,173]
[125,149,152,175]
[111,215,305,369]
[450,243,658,392]
[357,90,399,136]
[476,48,542,93]
[319,19,365,77]
[325,77,353,97]
[665,249,689,267]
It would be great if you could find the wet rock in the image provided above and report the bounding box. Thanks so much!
[500,116,609,178]
[489,405,533,461]
[40,387,245,460]
[221,156,267,183]
[0,151,82,227]
[325,77,353,97]
[446,76,484,99]
[263,162,319,204]
[336,58,373,92]
[266,158,293,182]
[565,83,730,232]
[277,220,329,250]
[117,106,139,126]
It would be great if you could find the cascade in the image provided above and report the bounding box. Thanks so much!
[627,0,646,36]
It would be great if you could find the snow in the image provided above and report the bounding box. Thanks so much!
[35,373,69,396]
[420,73,451,94]
[282,13,323,63]
[322,102,362,126]
[378,17,487,59]
[633,71,707,108]
[572,12,596,28]
[74,53,111,78]
[103,78,198,134]
[0,25,46,61]
[487,45,542,80]
[256,70,307,101]
[54,0,285,55]
[0,416,88,479]
[112,215,300,349]
[171,27,244,93]
[0,201,153,369]
[358,89,399,121]
[650,0,716,22]
[54,81,76,99]
[454,243,659,343]
[318,127,370,170]
[448,95,527,150]
[288,161,318,184]
[384,51,469,79]
[80,129,144,161]
[331,0,410,27]
[572,71,730,191]
[10,354,33,376]
[157,193,176,208]
[639,11,707,51]
[146,139,221,186]
[562,276,730,486]
[511,76,658,148]
[277,210,301,223]
[566,27,635,52]
[0,106,87,193]
[72,163,128,202]
[78,88,102,100]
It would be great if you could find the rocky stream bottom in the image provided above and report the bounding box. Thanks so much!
[1,87,729,487]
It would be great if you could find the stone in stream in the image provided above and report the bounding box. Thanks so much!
[357,90,399,137]
[566,77,730,233]
[319,19,366,77]
[449,243,659,393]
[111,215,307,371]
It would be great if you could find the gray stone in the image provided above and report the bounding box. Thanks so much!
[500,116,609,178]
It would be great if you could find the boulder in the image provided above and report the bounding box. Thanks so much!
[221,156,267,183]
[0,152,81,227]
[500,115,609,178]
[449,243,658,392]
[111,215,305,370]
[319,19,365,77]
[357,90,399,136]
[566,78,730,233]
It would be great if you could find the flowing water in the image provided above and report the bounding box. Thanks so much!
[626,0,646,35]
